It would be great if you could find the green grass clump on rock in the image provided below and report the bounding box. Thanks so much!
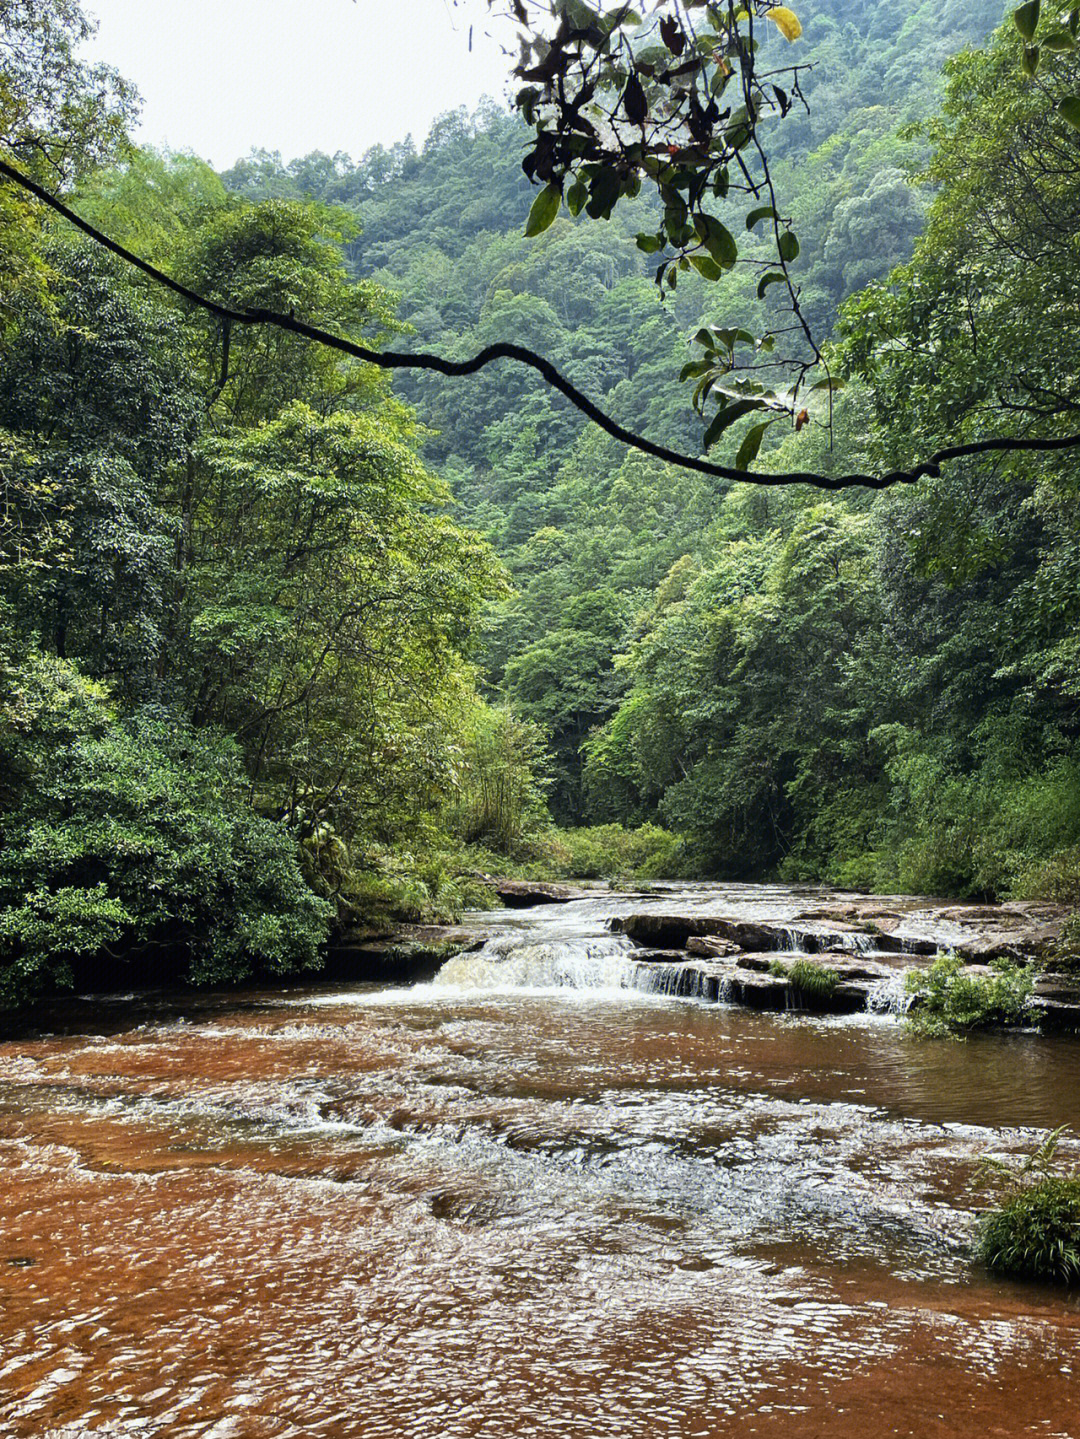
[770,958,840,1003]
[789,959,841,1001]
[979,1178,1080,1285]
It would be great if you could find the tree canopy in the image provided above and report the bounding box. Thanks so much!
[3,0,1080,1008]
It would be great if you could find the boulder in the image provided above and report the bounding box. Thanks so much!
[325,924,485,983]
[610,913,791,951]
[948,922,1063,965]
[686,935,742,959]
[627,948,697,966]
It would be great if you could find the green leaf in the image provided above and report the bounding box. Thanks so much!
[567,178,590,217]
[1013,1,1040,40]
[680,359,714,382]
[525,184,561,237]
[778,230,800,263]
[696,214,739,268]
[586,166,621,219]
[700,326,754,351]
[810,375,846,392]
[746,205,779,231]
[636,231,663,253]
[1022,43,1041,74]
[702,398,765,450]
[1043,29,1076,48]
[735,420,771,471]
[689,253,725,281]
[757,270,787,299]
[1059,95,1080,128]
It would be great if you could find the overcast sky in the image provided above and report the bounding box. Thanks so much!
[81,0,519,169]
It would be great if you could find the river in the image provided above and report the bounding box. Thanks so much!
[1,883,1079,1437]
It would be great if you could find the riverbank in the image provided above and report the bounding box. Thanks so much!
[6,882,1078,1042]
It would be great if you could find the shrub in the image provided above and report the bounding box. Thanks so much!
[974,1127,1080,1285]
[0,653,331,1006]
[337,850,500,927]
[550,823,685,881]
[1049,913,1080,974]
[905,953,1034,1037]
[1014,848,1080,907]
[979,1178,1080,1285]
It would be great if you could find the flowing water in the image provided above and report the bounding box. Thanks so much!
[2,883,1080,1438]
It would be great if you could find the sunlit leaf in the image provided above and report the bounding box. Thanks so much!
[1013,1,1040,40]
[524,184,561,237]
[767,6,803,42]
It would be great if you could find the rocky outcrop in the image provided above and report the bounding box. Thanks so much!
[612,902,1067,966]
[628,952,885,1014]
[947,923,1063,965]
[611,913,781,950]
[610,913,936,956]
[735,952,896,982]
[625,943,1080,1025]
[1030,977,1080,1031]
[325,924,486,983]
[494,879,581,907]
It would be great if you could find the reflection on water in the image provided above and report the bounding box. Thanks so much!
[1,884,1079,1437]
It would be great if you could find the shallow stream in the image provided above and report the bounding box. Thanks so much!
[1,884,1079,1437]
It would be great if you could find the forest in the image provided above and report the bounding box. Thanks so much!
[3,0,1080,1006]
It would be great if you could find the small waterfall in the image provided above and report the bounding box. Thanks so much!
[632,963,732,1003]
[434,934,644,994]
[432,935,733,1003]
[778,927,880,956]
[866,969,916,1016]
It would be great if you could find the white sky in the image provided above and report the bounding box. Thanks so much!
[81,0,520,169]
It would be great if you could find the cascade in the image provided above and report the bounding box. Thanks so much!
[432,933,733,1002]
[777,927,884,955]
[434,933,644,993]
[866,969,917,1015]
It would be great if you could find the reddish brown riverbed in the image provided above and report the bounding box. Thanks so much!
[2,885,1080,1438]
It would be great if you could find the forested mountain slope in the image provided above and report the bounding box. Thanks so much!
[2,0,1079,1014]
[222,0,1080,904]
[223,5,994,801]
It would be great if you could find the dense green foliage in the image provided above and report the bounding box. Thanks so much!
[4,0,1080,1005]
[234,0,1080,906]
[0,3,507,1004]
[229,0,1080,897]
[0,639,330,1003]
[905,955,1035,1037]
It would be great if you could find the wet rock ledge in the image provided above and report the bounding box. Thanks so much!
[610,903,1080,1028]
